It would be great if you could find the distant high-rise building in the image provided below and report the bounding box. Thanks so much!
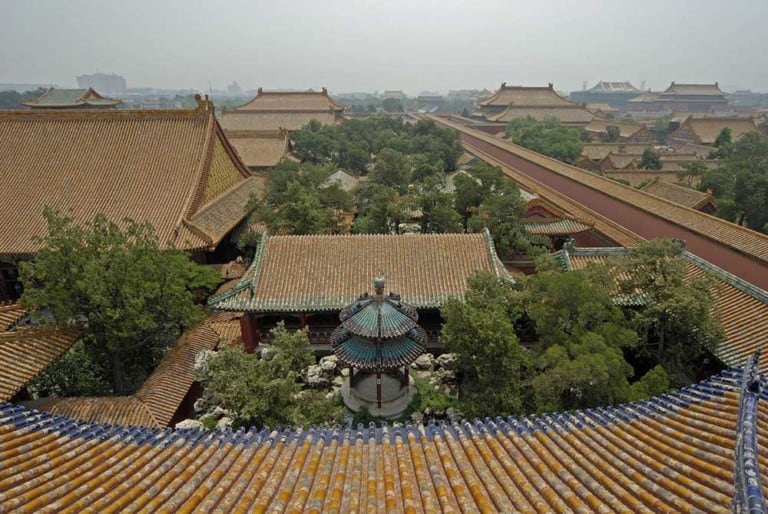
[76,73,127,95]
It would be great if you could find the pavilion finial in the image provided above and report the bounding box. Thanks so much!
[373,277,385,297]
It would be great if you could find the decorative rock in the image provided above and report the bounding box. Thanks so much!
[332,376,345,387]
[340,368,350,377]
[193,398,208,414]
[320,359,337,374]
[410,411,424,423]
[436,353,458,370]
[436,368,457,384]
[175,419,204,430]
[305,364,331,388]
[216,417,233,430]
[411,353,435,371]
[260,346,277,361]
[446,408,463,423]
[193,350,216,379]
[211,406,233,420]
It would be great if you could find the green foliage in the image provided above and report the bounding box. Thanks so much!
[0,88,47,109]
[440,272,527,417]
[246,162,353,235]
[611,239,723,385]
[200,324,321,429]
[369,148,411,191]
[521,268,638,411]
[700,131,768,233]
[28,340,111,397]
[20,210,220,395]
[710,127,733,158]
[417,186,463,234]
[405,375,460,418]
[353,184,407,234]
[291,120,338,163]
[629,365,670,401]
[505,116,583,164]
[601,125,621,143]
[639,149,662,170]
[381,98,403,112]
[677,161,707,187]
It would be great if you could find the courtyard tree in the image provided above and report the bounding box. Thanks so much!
[639,149,662,170]
[440,272,527,416]
[505,116,583,164]
[20,209,220,395]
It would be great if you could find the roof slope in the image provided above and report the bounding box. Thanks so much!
[225,129,290,168]
[0,303,26,332]
[0,367,763,511]
[584,119,647,139]
[219,110,339,131]
[487,105,594,124]
[0,328,79,402]
[210,231,513,312]
[662,83,726,97]
[235,88,346,112]
[0,108,256,255]
[587,81,640,93]
[35,323,220,427]
[640,179,715,210]
[559,245,768,374]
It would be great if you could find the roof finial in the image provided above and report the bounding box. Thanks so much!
[501,81,506,89]
[373,277,385,298]
[548,82,553,90]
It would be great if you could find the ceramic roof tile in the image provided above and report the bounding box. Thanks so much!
[522,219,592,235]
[219,110,338,131]
[210,231,514,312]
[0,328,79,401]
[0,368,761,511]
[235,89,346,112]
[20,87,121,108]
[0,108,253,255]
[640,179,715,209]
[584,119,648,138]
[0,303,26,332]
[225,130,290,167]
[478,84,576,108]
[35,323,220,428]
[671,117,760,145]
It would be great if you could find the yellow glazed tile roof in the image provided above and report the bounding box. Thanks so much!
[0,367,762,512]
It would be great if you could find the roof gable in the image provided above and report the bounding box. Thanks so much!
[674,117,759,144]
[479,83,576,108]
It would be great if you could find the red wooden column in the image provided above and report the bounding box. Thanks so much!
[240,313,260,353]
[376,371,382,409]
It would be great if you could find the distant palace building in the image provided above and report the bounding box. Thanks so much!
[0,98,264,300]
[219,87,345,169]
[628,82,729,113]
[668,116,761,145]
[20,87,121,109]
[570,81,641,108]
[474,83,594,126]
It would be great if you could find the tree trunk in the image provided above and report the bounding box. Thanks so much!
[109,350,127,395]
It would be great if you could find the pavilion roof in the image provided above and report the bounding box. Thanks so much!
[235,88,346,112]
[640,179,715,210]
[0,107,259,255]
[0,365,764,511]
[20,87,121,108]
[586,81,640,93]
[209,231,513,313]
[581,143,654,160]
[557,245,768,374]
[0,302,26,332]
[522,218,592,235]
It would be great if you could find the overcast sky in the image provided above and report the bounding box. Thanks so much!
[2,0,767,95]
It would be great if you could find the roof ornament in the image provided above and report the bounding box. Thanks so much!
[193,93,214,112]
[373,277,385,299]
[257,87,263,95]
[548,82,554,90]
[501,82,507,89]
[322,87,328,95]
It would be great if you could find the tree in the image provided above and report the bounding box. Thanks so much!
[199,324,344,429]
[467,180,529,258]
[601,125,621,143]
[292,120,337,163]
[354,185,407,234]
[700,131,768,233]
[505,116,583,164]
[440,272,527,417]
[417,188,462,234]
[710,127,733,159]
[369,148,411,191]
[611,239,723,385]
[522,267,638,411]
[20,210,220,395]
[639,149,662,170]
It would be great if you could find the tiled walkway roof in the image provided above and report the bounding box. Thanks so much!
[0,328,79,402]
[640,179,715,210]
[0,108,254,255]
[0,302,26,332]
[558,245,768,374]
[209,231,514,313]
[35,323,220,427]
[0,367,764,512]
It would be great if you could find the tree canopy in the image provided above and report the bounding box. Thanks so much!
[505,116,583,164]
[699,131,768,233]
[20,209,220,395]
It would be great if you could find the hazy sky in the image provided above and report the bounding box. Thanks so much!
[2,0,767,95]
